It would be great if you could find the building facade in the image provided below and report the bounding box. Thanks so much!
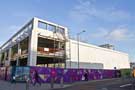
[66,40,130,69]
[0,17,130,69]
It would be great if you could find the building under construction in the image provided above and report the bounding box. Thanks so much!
[0,17,130,69]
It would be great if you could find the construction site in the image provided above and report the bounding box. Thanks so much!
[0,17,130,69]
[0,17,68,68]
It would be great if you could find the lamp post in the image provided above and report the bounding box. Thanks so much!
[77,30,85,69]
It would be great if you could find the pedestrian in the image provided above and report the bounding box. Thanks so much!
[11,76,16,84]
[132,69,135,78]
[84,71,88,81]
[32,70,41,86]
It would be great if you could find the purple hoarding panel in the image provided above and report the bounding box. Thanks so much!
[30,67,119,83]
[30,67,51,83]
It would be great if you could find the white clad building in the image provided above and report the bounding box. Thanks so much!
[66,40,130,69]
[0,17,130,69]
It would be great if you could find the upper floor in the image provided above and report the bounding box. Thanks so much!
[0,17,69,53]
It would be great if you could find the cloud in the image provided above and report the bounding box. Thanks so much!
[90,28,108,38]
[106,28,128,41]
[69,0,95,23]
[69,0,132,23]
[90,26,135,41]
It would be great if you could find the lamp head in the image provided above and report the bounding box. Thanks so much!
[82,30,86,32]
[77,30,86,35]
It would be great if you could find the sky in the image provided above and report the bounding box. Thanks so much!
[0,0,135,62]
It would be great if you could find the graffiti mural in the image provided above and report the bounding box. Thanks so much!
[30,67,120,83]
[0,66,120,83]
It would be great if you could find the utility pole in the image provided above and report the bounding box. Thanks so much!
[77,30,86,69]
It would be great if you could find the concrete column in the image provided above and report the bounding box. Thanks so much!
[64,28,69,68]
[4,52,6,64]
[0,52,1,65]
[64,42,66,68]
[28,18,38,66]
[64,27,69,40]
[16,43,20,66]
[7,48,11,66]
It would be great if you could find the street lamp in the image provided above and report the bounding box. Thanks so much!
[77,30,86,69]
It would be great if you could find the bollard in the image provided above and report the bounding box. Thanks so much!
[12,76,16,84]
[131,78,135,90]
[50,70,56,89]
[60,77,64,88]
[50,77,54,89]
[26,79,30,90]
[25,76,30,90]
[26,81,28,90]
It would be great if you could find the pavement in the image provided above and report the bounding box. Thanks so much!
[0,78,135,90]
[0,80,71,90]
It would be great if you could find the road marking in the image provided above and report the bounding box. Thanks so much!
[120,84,132,88]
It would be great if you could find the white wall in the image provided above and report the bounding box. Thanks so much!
[66,39,130,69]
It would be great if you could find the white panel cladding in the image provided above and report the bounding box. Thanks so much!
[66,61,104,69]
[67,39,130,69]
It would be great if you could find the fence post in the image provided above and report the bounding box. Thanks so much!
[50,77,54,88]
[25,76,30,90]
[60,77,64,88]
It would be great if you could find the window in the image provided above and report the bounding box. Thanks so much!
[47,24,56,32]
[38,21,47,30]
[57,27,65,34]
[38,21,56,32]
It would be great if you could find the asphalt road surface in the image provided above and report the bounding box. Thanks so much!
[0,78,135,90]
[54,78,135,90]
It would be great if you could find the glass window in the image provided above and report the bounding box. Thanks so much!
[38,21,47,29]
[57,27,65,34]
[47,24,56,32]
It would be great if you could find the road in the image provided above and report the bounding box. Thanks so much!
[0,78,135,90]
[54,78,135,90]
